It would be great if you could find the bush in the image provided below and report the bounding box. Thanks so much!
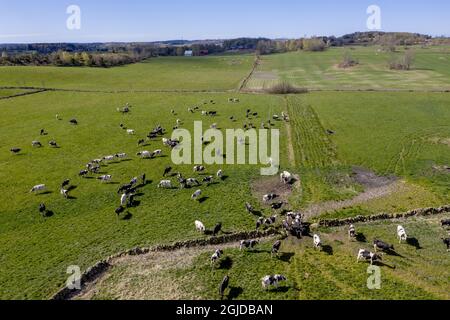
[338,51,359,68]
[265,81,308,94]
[303,38,327,52]
[389,50,415,70]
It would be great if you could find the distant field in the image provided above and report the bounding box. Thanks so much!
[246,46,450,91]
[78,216,450,300]
[285,92,450,213]
[0,55,254,91]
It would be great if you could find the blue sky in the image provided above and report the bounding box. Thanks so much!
[0,0,449,43]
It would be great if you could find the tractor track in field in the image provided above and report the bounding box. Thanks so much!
[0,89,48,100]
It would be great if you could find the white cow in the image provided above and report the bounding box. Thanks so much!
[127,129,136,135]
[158,180,172,189]
[191,189,202,200]
[30,184,46,193]
[137,151,152,159]
[313,234,322,250]
[280,171,294,184]
[217,170,223,179]
[397,226,408,243]
[195,220,206,232]
[153,149,162,156]
[99,175,112,182]
[261,275,287,290]
[103,155,115,162]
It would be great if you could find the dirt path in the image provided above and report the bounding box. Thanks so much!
[303,180,402,219]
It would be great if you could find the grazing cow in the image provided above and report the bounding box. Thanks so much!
[271,202,284,211]
[194,165,206,173]
[313,234,322,250]
[187,178,200,187]
[265,215,277,227]
[280,171,294,184]
[261,275,287,290]
[211,249,224,266]
[103,155,115,162]
[130,177,138,185]
[349,225,356,240]
[441,219,450,227]
[115,153,127,159]
[153,149,162,156]
[256,217,265,229]
[263,194,277,203]
[60,189,69,199]
[195,220,206,233]
[442,238,450,252]
[115,206,125,216]
[141,173,146,185]
[10,148,21,154]
[120,193,128,206]
[203,176,214,185]
[61,179,70,189]
[70,119,78,125]
[213,223,222,236]
[397,226,408,243]
[357,249,382,265]
[30,184,46,193]
[137,151,153,159]
[118,184,133,194]
[39,203,46,215]
[272,240,282,257]
[158,180,172,189]
[32,141,42,148]
[240,240,259,251]
[373,239,394,252]
[163,167,172,177]
[245,202,254,214]
[217,170,223,180]
[191,190,202,200]
[49,140,58,148]
[127,129,136,135]
[79,170,89,177]
[137,139,145,146]
[219,276,229,300]
[98,175,112,183]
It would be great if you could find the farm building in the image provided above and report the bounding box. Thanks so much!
[184,50,193,57]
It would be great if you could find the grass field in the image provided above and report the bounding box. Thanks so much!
[246,46,450,91]
[0,50,449,300]
[0,55,254,91]
[0,90,286,299]
[78,216,450,300]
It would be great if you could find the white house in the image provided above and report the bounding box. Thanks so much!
[184,50,193,57]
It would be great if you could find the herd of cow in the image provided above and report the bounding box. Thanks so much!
[10,99,450,299]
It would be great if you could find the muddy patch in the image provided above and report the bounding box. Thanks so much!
[251,174,300,206]
[351,166,397,189]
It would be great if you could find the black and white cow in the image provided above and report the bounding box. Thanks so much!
[373,239,394,252]
[240,240,259,251]
[357,249,382,265]
[194,165,206,173]
[441,219,450,227]
[219,276,230,300]
[245,202,254,214]
[211,249,224,266]
[272,240,282,257]
[213,223,222,236]
[261,275,287,290]
[10,148,21,154]
[348,224,356,240]
[263,193,277,203]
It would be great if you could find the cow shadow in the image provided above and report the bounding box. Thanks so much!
[37,191,53,196]
[198,197,209,204]
[67,185,77,192]
[227,287,243,300]
[322,245,334,255]
[121,212,133,221]
[251,210,263,217]
[67,196,77,200]
[356,233,367,243]
[268,286,290,293]
[373,260,396,270]
[219,257,233,270]
[278,252,295,262]
[43,210,54,218]
[384,248,404,258]
[220,175,229,181]
[407,237,422,250]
